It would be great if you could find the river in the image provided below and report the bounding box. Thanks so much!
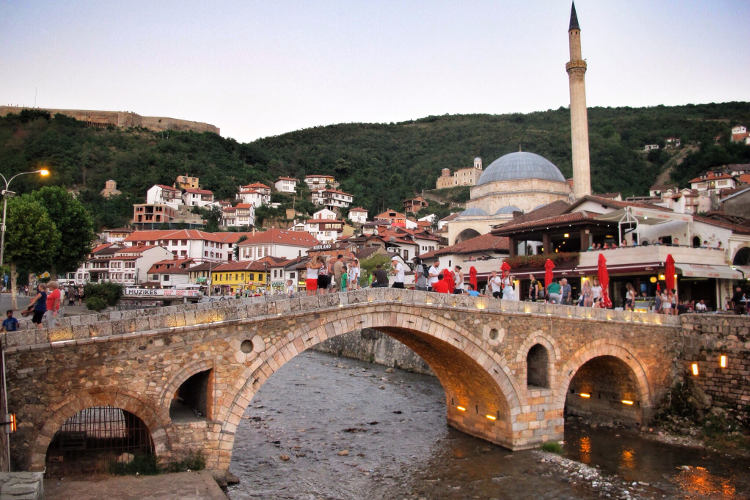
[227,351,750,499]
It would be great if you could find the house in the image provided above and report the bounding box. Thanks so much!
[99,227,133,244]
[132,203,178,226]
[374,209,407,227]
[109,245,173,286]
[731,125,749,143]
[643,144,660,152]
[146,185,183,208]
[211,260,268,295]
[221,203,255,228]
[125,229,238,263]
[237,228,318,261]
[311,188,353,210]
[274,177,298,193]
[303,217,345,243]
[720,186,750,218]
[689,172,736,195]
[146,258,195,288]
[63,243,123,285]
[236,186,270,207]
[664,137,681,148]
[182,188,215,208]
[304,174,338,191]
[174,175,200,190]
[348,207,368,224]
[418,233,510,285]
[403,196,429,214]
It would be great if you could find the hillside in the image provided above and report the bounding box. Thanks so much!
[1,103,749,228]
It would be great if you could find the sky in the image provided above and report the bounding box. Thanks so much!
[1,0,749,143]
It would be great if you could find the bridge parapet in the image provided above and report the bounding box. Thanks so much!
[2,289,680,352]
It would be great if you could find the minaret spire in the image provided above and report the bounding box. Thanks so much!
[566,2,591,198]
[569,2,580,31]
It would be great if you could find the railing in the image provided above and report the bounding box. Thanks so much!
[578,245,727,267]
[1,289,682,351]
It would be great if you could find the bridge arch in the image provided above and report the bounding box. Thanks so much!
[213,306,525,470]
[30,390,169,471]
[555,340,652,423]
[516,330,560,390]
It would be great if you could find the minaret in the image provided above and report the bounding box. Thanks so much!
[566,2,591,198]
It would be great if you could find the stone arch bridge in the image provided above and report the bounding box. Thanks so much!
[3,288,685,474]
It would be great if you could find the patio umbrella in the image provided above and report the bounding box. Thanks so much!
[597,253,612,308]
[501,261,511,279]
[544,259,555,288]
[469,266,478,290]
[443,268,455,293]
[665,254,676,291]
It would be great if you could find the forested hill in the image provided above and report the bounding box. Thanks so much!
[1,102,750,228]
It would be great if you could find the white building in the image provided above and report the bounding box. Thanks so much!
[109,245,173,286]
[274,177,298,193]
[237,228,318,261]
[236,185,270,207]
[124,229,248,263]
[146,185,183,209]
[312,208,337,220]
[689,172,736,196]
[182,188,215,208]
[348,207,368,224]
[221,203,255,228]
[304,174,338,192]
[311,189,353,210]
[146,258,195,288]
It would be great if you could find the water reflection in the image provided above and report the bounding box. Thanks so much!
[578,436,591,464]
[675,465,737,499]
[620,448,635,471]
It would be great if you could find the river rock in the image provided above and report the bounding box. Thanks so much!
[116,452,134,464]
[338,450,349,456]
[279,454,290,461]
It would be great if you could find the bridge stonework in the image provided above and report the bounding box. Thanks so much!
[3,289,686,473]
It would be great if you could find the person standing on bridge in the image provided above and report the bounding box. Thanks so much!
[45,281,61,328]
[333,255,345,292]
[452,265,464,294]
[348,259,360,290]
[391,257,405,289]
[305,256,319,296]
[428,259,440,291]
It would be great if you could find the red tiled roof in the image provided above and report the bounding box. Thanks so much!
[375,209,406,219]
[236,228,318,247]
[689,172,734,183]
[242,182,270,189]
[692,215,750,234]
[184,188,213,195]
[126,229,229,244]
[305,174,335,179]
[155,184,180,191]
[349,207,367,212]
[276,176,298,182]
[492,211,597,235]
[235,203,254,209]
[305,218,344,224]
[147,258,195,274]
[420,233,509,259]
[91,243,113,254]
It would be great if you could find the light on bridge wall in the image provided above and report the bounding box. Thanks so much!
[485,414,497,421]
[578,392,591,399]
[691,363,699,376]
[621,400,634,406]
[456,405,466,412]
[719,355,727,368]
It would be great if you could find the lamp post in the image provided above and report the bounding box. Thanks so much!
[0,169,50,267]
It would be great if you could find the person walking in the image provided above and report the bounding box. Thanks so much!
[581,279,593,307]
[333,255,345,292]
[489,271,502,298]
[26,283,47,329]
[45,281,61,328]
[413,258,428,291]
[348,259,360,290]
[625,283,636,311]
[391,257,405,289]
[560,278,572,305]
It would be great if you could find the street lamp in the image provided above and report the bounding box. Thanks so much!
[0,169,50,267]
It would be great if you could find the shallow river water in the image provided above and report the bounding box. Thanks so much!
[228,351,750,499]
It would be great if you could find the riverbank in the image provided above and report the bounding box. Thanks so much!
[44,470,227,499]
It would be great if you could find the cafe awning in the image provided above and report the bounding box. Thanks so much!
[676,264,743,280]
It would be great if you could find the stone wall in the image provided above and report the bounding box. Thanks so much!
[314,329,433,375]
[679,314,750,424]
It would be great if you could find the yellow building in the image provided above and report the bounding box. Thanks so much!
[211,261,268,295]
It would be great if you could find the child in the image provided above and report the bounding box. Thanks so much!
[340,265,348,292]
[1,310,19,332]
[286,279,295,298]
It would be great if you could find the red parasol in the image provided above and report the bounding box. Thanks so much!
[469,266,478,290]
[443,269,455,293]
[544,259,555,288]
[501,261,511,279]
[665,254,675,291]
[597,253,612,308]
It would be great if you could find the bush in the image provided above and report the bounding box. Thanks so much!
[85,282,124,306]
[109,454,160,475]
[86,296,107,312]
[164,450,206,473]
[541,441,562,453]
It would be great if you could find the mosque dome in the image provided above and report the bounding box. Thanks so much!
[477,152,565,186]
[459,207,488,217]
[494,205,521,215]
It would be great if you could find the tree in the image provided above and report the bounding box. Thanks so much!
[30,186,95,275]
[4,195,61,308]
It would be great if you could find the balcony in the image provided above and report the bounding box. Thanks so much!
[577,245,727,268]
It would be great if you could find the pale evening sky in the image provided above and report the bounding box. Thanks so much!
[1,0,749,142]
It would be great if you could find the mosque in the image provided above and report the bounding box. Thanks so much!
[446,3,591,246]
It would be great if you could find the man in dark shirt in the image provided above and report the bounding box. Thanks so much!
[1,310,19,332]
[731,286,746,315]
[372,264,389,288]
